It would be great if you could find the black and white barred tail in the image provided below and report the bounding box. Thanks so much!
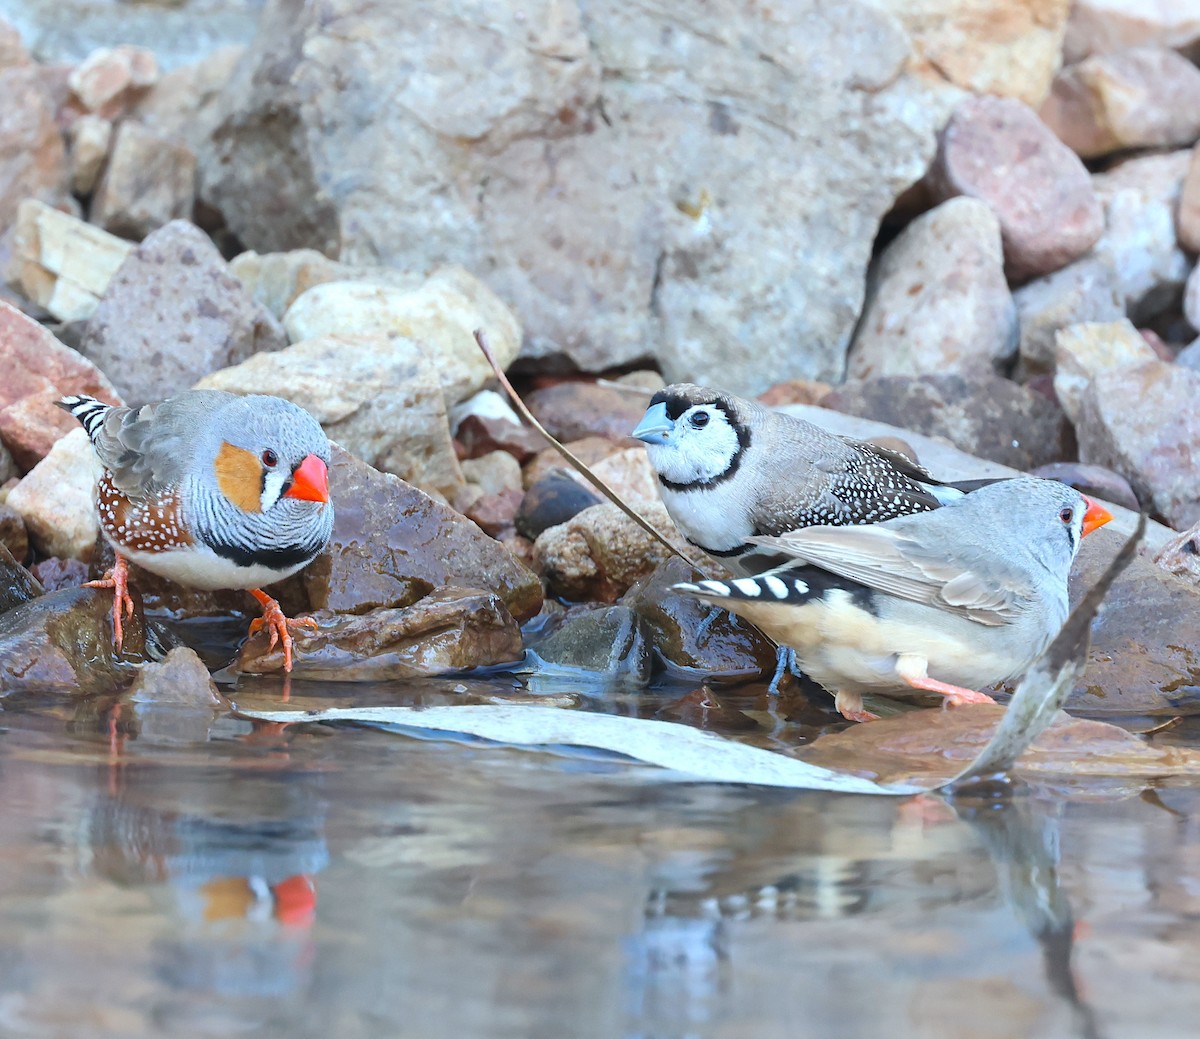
[58,394,112,444]
[674,572,816,604]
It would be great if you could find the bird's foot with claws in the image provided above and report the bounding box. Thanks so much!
[940,688,997,709]
[248,589,318,673]
[84,554,134,652]
[835,690,880,723]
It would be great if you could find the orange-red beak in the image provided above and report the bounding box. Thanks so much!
[284,454,330,503]
[1081,496,1113,537]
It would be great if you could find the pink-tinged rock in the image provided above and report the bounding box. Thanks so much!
[848,198,1018,379]
[0,300,121,471]
[1179,144,1200,254]
[0,66,69,236]
[91,121,196,240]
[1041,47,1200,159]
[67,46,157,121]
[1064,0,1200,64]
[0,17,29,70]
[67,114,112,197]
[1076,359,1200,529]
[931,95,1103,282]
[1185,264,1200,333]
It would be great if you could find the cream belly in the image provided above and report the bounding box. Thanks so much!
[113,538,312,591]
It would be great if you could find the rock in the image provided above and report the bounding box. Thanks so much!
[1041,47,1200,159]
[527,604,651,681]
[524,382,648,443]
[0,17,27,69]
[848,198,1017,379]
[534,499,709,603]
[28,556,87,592]
[1052,319,1158,425]
[452,390,546,463]
[197,0,959,392]
[516,470,603,542]
[66,114,111,197]
[1186,264,1200,333]
[90,121,197,240]
[282,268,521,407]
[930,95,1102,282]
[1066,533,1200,715]
[586,446,659,505]
[67,45,158,120]
[194,332,465,499]
[0,64,69,235]
[130,46,243,156]
[236,588,523,679]
[1179,144,1200,254]
[126,646,220,708]
[872,0,1070,107]
[757,379,834,408]
[0,503,27,562]
[1064,0,1200,63]
[0,442,13,485]
[1014,254,1125,378]
[228,248,421,322]
[0,542,42,616]
[523,436,619,489]
[460,451,523,498]
[1178,338,1200,370]
[622,558,776,678]
[463,489,524,538]
[81,220,287,404]
[282,444,542,622]
[1028,462,1141,512]
[822,373,1072,471]
[1154,519,1200,586]
[5,199,134,322]
[6,428,100,560]
[1091,150,1192,322]
[0,300,121,470]
[1076,359,1200,528]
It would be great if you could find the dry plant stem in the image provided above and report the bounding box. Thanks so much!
[473,327,692,566]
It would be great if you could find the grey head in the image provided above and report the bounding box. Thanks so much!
[631,383,757,489]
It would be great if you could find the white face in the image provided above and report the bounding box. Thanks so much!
[643,403,742,486]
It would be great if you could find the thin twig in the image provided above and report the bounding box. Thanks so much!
[473,328,691,565]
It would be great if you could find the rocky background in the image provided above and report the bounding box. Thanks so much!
[2,0,1200,715]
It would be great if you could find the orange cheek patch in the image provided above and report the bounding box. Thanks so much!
[214,442,263,514]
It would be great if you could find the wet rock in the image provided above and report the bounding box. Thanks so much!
[29,556,87,592]
[516,470,603,542]
[6,428,100,560]
[195,333,466,500]
[127,646,220,708]
[0,542,43,615]
[0,301,121,471]
[587,447,659,506]
[525,382,647,443]
[1064,0,1200,63]
[1178,144,1200,254]
[6,200,134,323]
[848,198,1017,379]
[822,373,1072,471]
[66,113,111,196]
[282,267,521,408]
[656,687,760,733]
[872,0,1069,106]
[237,588,523,680]
[198,0,959,392]
[0,442,13,485]
[81,220,286,403]
[282,445,542,622]
[90,121,196,240]
[533,500,708,603]
[461,451,523,498]
[528,604,651,682]
[67,45,157,121]
[0,63,69,235]
[0,503,28,563]
[523,437,618,489]
[1028,462,1141,512]
[1014,254,1125,378]
[1053,319,1157,424]
[623,558,776,678]
[930,95,1102,282]
[1076,359,1200,529]
[1091,150,1191,322]
[1066,533,1200,715]
[1041,48,1200,159]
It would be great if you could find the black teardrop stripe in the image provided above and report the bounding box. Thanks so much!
[203,537,324,573]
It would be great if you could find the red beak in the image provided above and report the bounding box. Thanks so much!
[284,454,330,503]
[1081,496,1113,537]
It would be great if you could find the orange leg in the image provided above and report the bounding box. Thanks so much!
[835,690,881,723]
[84,555,134,653]
[247,589,317,673]
[896,654,996,708]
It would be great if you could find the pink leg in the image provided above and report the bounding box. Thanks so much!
[896,654,995,708]
[835,690,880,723]
[248,589,318,673]
[85,555,134,653]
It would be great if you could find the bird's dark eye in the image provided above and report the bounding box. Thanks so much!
[261,449,279,468]
[690,411,710,429]
[1059,507,1073,525]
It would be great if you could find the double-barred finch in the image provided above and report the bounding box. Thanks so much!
[633,383,996,576]
[60,391,335,671]
[673,478,1112,721]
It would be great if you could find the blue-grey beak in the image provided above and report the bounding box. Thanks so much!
[632,401,673,445]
